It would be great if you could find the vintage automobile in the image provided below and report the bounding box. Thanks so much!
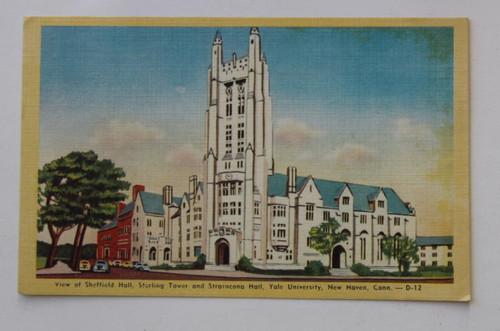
[92,260,110,273]
[131,262,150,272]
[121,261,133,268]
[79,260,92,271]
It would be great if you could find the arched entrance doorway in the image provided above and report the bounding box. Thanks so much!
[332,245,346,268]
[215,239,230,265]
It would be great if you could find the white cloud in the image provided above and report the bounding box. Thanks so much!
[327,143,377,166]
[166,145,202,167]
[394,118,434,141]
[175,86,186,94]
[89,119,165,149]
[275,118,323,146]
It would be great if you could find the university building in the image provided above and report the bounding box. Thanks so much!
[98,27,423,271]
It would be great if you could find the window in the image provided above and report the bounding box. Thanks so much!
[432,261,437,266]
[432,245,437,250]
[237,160,243,168]
[432,253,438,257]
[186,247,190,258]
[306,204,314,221]
[230,202,236,215]
[421,252,425,257]
[187,214,190,224]
[254,202,260,216]
[377,200,385,208]
[186,229,190,241]
[377,215,384,225]
[360,214,367,224]
[147,219,152,227]
[237,141,245,153]
[225,125,232,141]
[306,237,312,247]
[377,238,384,261]
[222,202,228,215]
[237,123,245,139]
[323,211,330,221]
[394,217,401,226]
[342,212,349,223]
[342,197,350,205]
[360,238,366,260]
[448,252,452,257]
[277,229,286,238]
[194,246,201,257]
[447,261,453,267]
[421,261,426,267]
[238,88,245,114]
[447,245,452,250]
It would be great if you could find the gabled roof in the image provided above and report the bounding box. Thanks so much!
[138,191,165,215]
[267,173,413,215]
[119,201,135,216]
[99,219,117,232]
[172,197,183,206]
[416,236,453,246]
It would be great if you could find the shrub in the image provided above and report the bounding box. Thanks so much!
[236,255,255,272]
[305,260,329,276]
[417,265,453,273]
[351,263,372,276]
[193,254,206,270]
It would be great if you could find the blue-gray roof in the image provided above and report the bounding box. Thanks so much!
[172,197,183,206]
[416,236,453,246]
[267,173,413,216]
[99,219,117,232]
[138,191,165,215]
[119,201,135,216]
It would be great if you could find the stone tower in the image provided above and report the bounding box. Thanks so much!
[203,27,273,268]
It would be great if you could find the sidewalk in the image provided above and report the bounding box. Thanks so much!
[36,261,81,275]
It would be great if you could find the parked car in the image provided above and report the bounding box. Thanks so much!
[79,260,92,271]
[121,261,133,268]
[131,262,150,271]
[111,260,122,267]
[92,260,110,273]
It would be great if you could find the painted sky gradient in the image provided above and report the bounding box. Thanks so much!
[39,26,454,242]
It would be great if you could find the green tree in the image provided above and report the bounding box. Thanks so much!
[38,151,130,269]
[382,236,420,274]
[308,217,349,269]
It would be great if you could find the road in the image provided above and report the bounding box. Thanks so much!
[37,267,453,283]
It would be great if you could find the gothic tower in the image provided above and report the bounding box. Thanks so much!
[203,27,273,268]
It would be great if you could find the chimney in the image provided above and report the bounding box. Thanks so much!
[163,185,173,205]
[189,175,198,200]
[116,202,126,218]
[287,166,297,194]
[132,184,145,200]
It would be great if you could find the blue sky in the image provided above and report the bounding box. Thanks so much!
[39,26,454,236]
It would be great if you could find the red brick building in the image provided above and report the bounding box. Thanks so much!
[97,185,145,261]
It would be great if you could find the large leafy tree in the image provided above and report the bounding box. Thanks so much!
[382,236,420,274]
[308,217,349,268]
[38,151,130,269]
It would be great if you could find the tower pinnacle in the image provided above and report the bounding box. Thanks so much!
[213,29,222,45]
[250,27,260,35]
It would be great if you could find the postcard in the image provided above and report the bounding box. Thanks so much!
[19,17,470,301]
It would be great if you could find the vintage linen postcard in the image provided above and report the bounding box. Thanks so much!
[19,17,470,301]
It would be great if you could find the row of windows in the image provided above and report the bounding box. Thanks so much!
[218,201,242,216]
[272,229,286,238]
[421,245,453,250]
[219,182,243,196]
[421,261,453,267]
[272,205,287,217]
[101,235,112,241]
[119,226,130,235]
[421,252,453,258]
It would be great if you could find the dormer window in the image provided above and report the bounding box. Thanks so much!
[377,200,385,208]
[342,197,350,205]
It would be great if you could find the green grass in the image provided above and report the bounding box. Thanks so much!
[37,257,47,270]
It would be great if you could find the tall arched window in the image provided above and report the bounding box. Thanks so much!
[149,247,157,261]
[164,248,171,261]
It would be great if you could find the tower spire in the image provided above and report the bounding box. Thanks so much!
[213,29,222,45]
